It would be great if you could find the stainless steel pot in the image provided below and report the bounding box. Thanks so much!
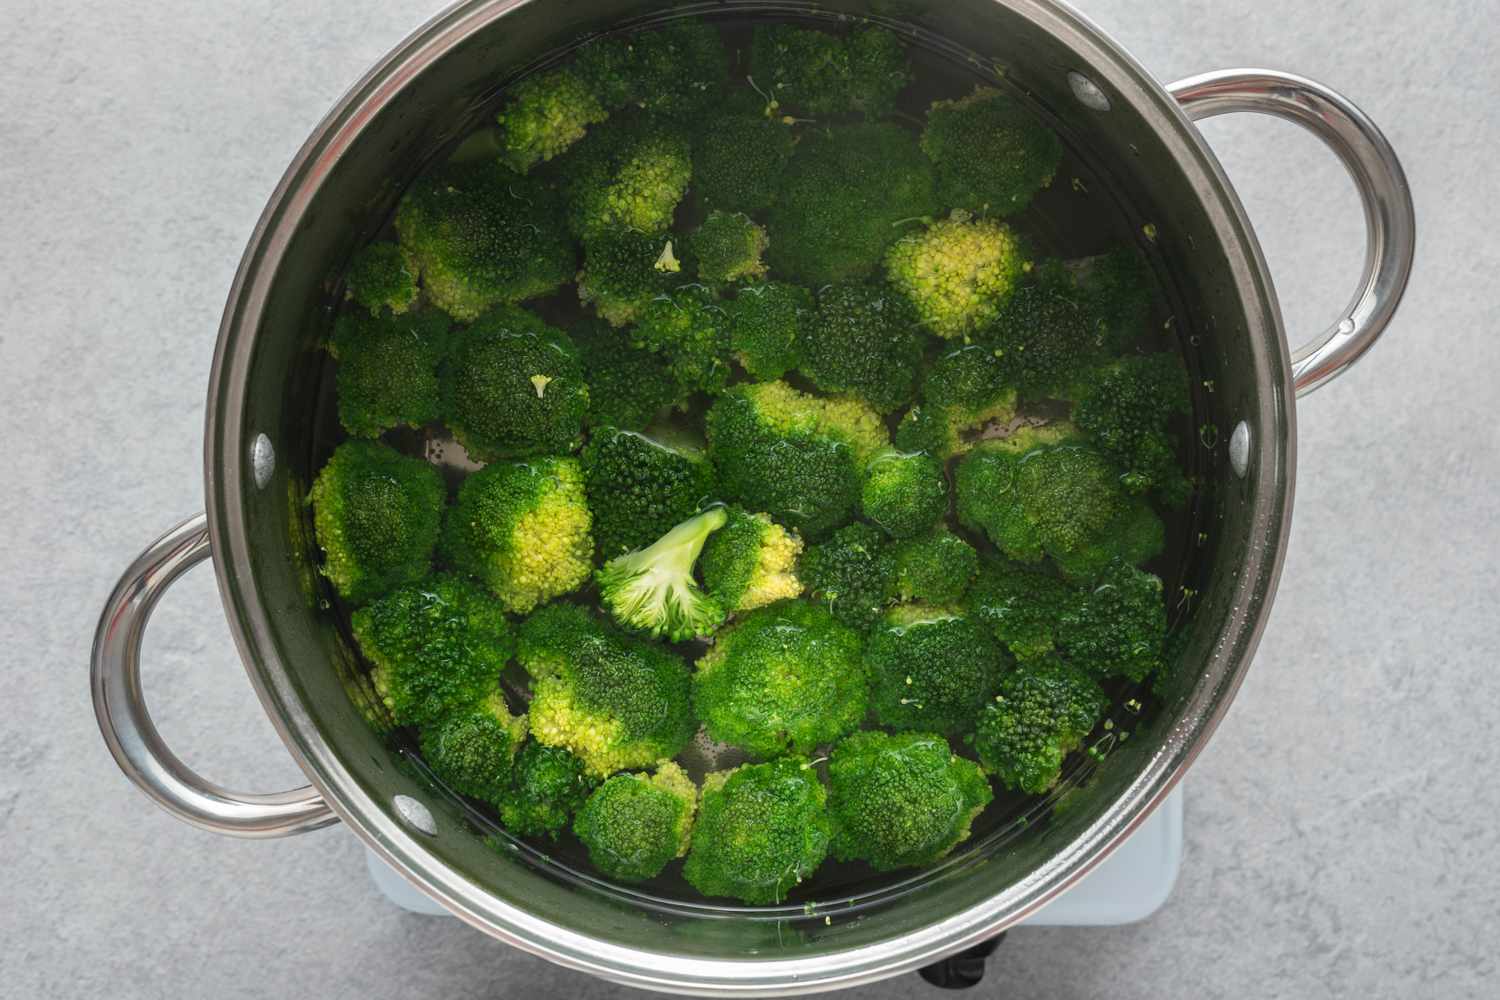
[90,0,1414,993]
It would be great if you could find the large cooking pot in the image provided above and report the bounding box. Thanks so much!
[90,0,1414,993]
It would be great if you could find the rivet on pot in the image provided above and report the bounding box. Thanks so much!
[1229,420,1251,478]
[250,433,275,489]
[393,794,437,836]
[1067,71,1111,111]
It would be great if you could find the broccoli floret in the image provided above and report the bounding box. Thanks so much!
[799,522,895,629]
[970,657,1107,794]
[891,528,980,605]
[1072,353,1192,505]
[444,456,593,614]
[682,758,833,905]
[597,507,728,642]
[630,285,734,395]
[625,22,730,118]
[577,230,681,328]
[561,117,693,239]
[418,690,528,801]
[517,603,696,776]
[573,761,697,882]
[700,508,804,613]
[767,123,937,285]
[980,260,1112,399]
[344,241,418,316]
[801,283,923,413]
[441,307,588,460]
[921,86,1062,217]
[893,343,1018,459]
[706,380,887,538]
[861,448,948,540]
[748,24,910,119]
[954,425,1164,578]
[1057,562,1167,682]
[867,605,1008,738]
[395,161,573,321]
[693,113,795,214]
[967,558,1073,662]
[310,440,444,604]
[582,425,717,559]
[1066,248,1155,349]
[572,36,637,110]
[827,730,992,871]
[723,282,809,381]
[694,599,865,757]
[329,308,448,438]
[573,320,686,432]
[885,213,1028,340]
[351,574,512,727]
[687,210,769,286]
[496,739,596,838]
[495,67,608,173]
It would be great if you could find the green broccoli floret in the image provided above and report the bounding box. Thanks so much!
[572,35,637,110]
[517,603,696,776]
[573,320,686,432]
[351,574,513,727]
[954,425,1164,578]
[921,86,1063,217]
[885,213,1028,340]
[310,440,444,604]
[344,241,418,316]
[596,507,728,642]
[799,522,895,629]
[683,758,833,905]
[630,285,734,395]
[1066,248,1155,349]
[624,22,730,118]
[573,761,697,882]
[694,599,865,757]
[706,380,888,538]
[893,343,1018,459]
[748,24,910,118]
[693,113,795,214]
[891,528,980,605]
[967,558,1073,662]
[441,307,588,460]
[970,657,1107,794]
[861,448,948,539]
[801,283,924,413]
[418,690,527,801]
[395,161,573,321]
[723,282,809,381]
[444,456,593,614]
[980,260,1112,399]
[496,739,596,838]
[1057,562,1167,682]
[767,123,937,285]
[700,508,804,613]
[329,308,449,438]
[561,117,693,239]
[577,229,681,327]
[495,67,608,173]
[827,730,992,871]
[582,425,717,559]
[688,210,769,286]
[1072,353,1192,505]
[867,605,1008,738]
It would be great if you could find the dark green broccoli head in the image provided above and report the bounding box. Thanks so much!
[767,123,937,286]
[687,210,769,286]
[577,230,682,328]
[970,657,1107,794]
[724,282,810,381]
[892,342,1020,460]
[395,160,574,322]
[351,574,512,727]
[1073,353,1192,506]
[625,22,729,118]
[694,599,866,757]
[495,67,608,173]
[310,440,444,604]
[630,284,734,395]
[572,36,637,110]
[1066,248,1155,350]
[343,241,418,316]
[885,215,1028,340]
[441,307,588,460]
[573,320,686,432]
[561,116,693,239]
[967,557,1074,662]
[497,739,596,838]
[517,603,696,777]
[444,456,593,614]
[891,528,980,605]
[748,24,910,119]
[693,113,795,214]
[801,283,924,413]
[329,309,449,438]
[573,762,697,882]
[682,757,833,905]
[596,507,728,642]
[828,730,992,871]
[582,425,717,559]
[799,522,896,629]
[1057,562,1167,682]
[981,260,1113,399]
[921,86,1062,217]
[418,691,527,801]
[700,507,805,613]
[867,606,1008,738]
[861,448,948,539]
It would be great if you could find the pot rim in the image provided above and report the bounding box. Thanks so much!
[203,0,1294,993]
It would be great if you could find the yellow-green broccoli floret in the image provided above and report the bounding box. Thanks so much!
[693,599,865,757]
[561,116,693,239]
[329,308,449,438]
[748,24,910,119]
[572,761,697,882]
[687,210,769,286]
[893,343,1018,460]
[867,605,1008,738]
[921,86,1063,217]
[885,213,1028,340]
[828,730,992,871]
[693,113,795,214]
[969,656,1107,794]
[682,757,833,905]
[495,67,608,174]
[577,230,681,328]
[344,241,418,316]
[310,440,444,604]
[724,282,810,381]
[1072,353,1192,506]
[597,507,728,642]
[496,739,596,838]
[629,285,735,395]
[966,557,1074,662]
[799,522,896,629]
[418,690,527,801]
[699,507,804,613]
[861,448,948,539]
[573,319,687,433]
[1057,561,1168,682]
[801,283,924,413]
[444,456,593,614]
[582,425,717,559]
[891,527,980,605]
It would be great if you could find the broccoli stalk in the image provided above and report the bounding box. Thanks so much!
[596,507,729,642]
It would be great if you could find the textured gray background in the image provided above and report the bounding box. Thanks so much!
[3,0,1496,997]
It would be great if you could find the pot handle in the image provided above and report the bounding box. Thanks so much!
[90,513,337,838]
[1167,69,1415,397]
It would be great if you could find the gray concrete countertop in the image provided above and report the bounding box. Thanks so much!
[3,1,1495,997]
